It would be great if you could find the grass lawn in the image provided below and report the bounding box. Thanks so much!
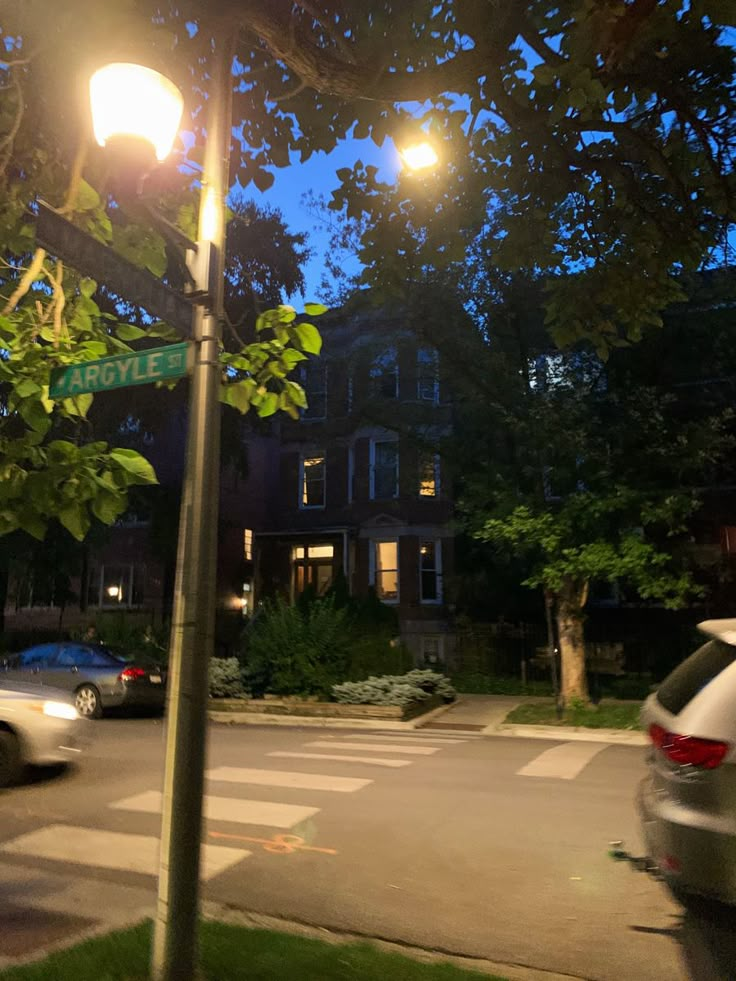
[505,700,642,729]
[0,921,505,981]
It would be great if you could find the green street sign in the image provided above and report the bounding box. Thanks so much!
[49,342,191,399]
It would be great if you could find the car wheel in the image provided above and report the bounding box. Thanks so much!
[75,684,102,719]
[0,729,22,788]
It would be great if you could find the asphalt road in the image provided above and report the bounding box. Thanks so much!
[0,719,733,981]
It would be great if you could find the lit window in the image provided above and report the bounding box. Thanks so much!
[300,453,326,508]
[370,440,398,499]
[417,347,439,402]
[370,347,398,399]
[419,452,440,497]
[292,543,335,596]
[88,565,144,608]
[420,541,442,603]
[373,540,399,601]
[243,528,253,561]
[300,363,327,419]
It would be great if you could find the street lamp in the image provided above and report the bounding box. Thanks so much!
[399,140,439,172]
[89,43,231,981]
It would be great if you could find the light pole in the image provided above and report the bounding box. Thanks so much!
[89,36,233,981]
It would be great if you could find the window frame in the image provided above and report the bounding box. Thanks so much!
[299,451,327,509]
[419,539,443,604]
[417,347,440,403]
[370,347,399,399]
[370,538,400,604]
[300,363,328,420]
[369,438,399,500]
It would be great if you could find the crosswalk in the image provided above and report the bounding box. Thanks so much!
[0,726,623,887]
[0,728,479,884]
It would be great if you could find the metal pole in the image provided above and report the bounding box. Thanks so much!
[151,30,231,981]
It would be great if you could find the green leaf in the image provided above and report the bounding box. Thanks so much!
[91,489,125,525]
[76,179,101,213]
[117,324,147,341]
[109,448,158,485]
[79,277,97,298]
[58,502,90,541]
[256,391,279,417]
[294,322,322,355]
[18,511,46,540]
[253,168,275,192]
[15,378,41,398]
[63,393,93,418]
[18,399,51,435]
[303,303,328,317]
[223,381,252,414]
[568,88,587,111]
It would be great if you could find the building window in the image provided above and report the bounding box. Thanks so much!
[370,439,399,499]
[419,452,440,498]
[347,445,355,503]
[419,541,442,603]
[300,363,327,419]
[300,453,326,508]
[370,347,398,399]
[292,543,335,596]
[88,565,144,608]
[421,635,444,665]
[243,528,253,561]
[417,347,439,402]
[372,540,399,602]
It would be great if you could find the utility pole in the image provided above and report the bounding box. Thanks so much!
[151,29,232,981]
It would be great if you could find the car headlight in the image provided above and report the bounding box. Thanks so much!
[43,700,79,721]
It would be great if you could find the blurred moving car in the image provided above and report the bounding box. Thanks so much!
[639,618,736,906]
[1,642,166,719]
[0,681,85,787]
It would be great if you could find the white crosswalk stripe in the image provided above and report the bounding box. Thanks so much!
[345,733,468,746]
[516,742,608,780]
[305,741,439,756]
[110,790,320,829]
[269,751,412,768]
[207,766,372,793]
[0,825,249,880]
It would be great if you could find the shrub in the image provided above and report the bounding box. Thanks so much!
[243,596,350,698]
[209,657,246,698]
[332,670,454,707]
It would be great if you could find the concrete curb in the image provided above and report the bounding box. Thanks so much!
[208,699,455,731]
[485,723,647,745]
[203,899,589,981]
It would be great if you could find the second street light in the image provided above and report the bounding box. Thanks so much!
[89,39,233,981]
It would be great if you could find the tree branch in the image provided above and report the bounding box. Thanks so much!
[2,248,46,315]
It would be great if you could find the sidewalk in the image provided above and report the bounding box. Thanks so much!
[421,694,647,745]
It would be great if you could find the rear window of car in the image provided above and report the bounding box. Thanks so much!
[657,639,736,715]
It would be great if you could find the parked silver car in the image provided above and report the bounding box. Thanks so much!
[1,642,166,719]
[639,618,736,905]
[0,681,86,786]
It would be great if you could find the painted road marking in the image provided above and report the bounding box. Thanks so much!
[269,751,411,768]
[516,742,608,780]
[207,767,372,793]
[306,741,439,756]
[210,830,338,856]
[347,734,468,745]
[0,825,248,880]
[110,791,320,829]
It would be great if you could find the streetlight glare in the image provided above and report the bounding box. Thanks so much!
[89,63,183,162]
[400,141,439,171]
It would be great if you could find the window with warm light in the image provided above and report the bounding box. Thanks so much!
[419,452,440,498]
[292,543,335,596]
[300,453,326,508]
[370,439,399,499]
[243,528,253,561]
[372,540,399,602]
[420,541,442,603]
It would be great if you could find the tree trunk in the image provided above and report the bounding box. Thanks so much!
[556,579,589,705]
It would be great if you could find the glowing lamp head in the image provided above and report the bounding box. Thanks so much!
[89,63,183,162]
[107,585,120,598]
[400,141,439,172]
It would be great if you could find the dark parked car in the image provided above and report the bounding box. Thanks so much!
[1,642,166,719]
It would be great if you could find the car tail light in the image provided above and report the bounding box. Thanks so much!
[119,666,147,682]
[649,723,729,770]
